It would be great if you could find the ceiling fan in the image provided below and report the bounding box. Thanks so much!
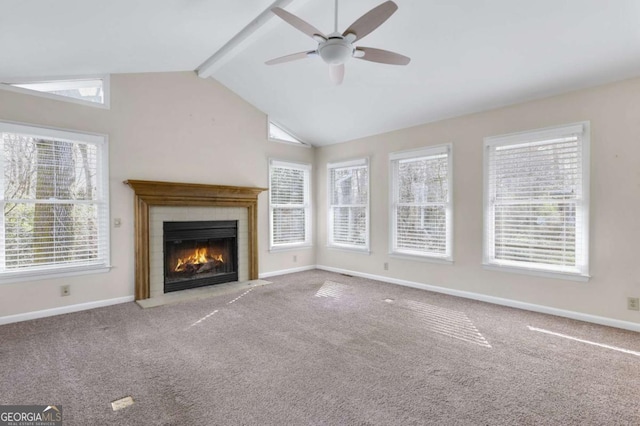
[265,0,410,84]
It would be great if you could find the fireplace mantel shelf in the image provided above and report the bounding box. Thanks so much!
[124,180,267,300]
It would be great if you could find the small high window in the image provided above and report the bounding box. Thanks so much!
[1,76,109,108]
[268,120,308,146]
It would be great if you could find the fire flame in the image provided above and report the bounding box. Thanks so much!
[174,247,224,272]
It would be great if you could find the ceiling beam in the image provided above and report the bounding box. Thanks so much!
[197,0,312,79]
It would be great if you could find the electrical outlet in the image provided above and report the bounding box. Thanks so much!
[628,297,639,311]
[293,255,297,263]
[383,262,389,271]
[60,285,70,297]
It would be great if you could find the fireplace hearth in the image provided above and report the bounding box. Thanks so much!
[163,221,238,293]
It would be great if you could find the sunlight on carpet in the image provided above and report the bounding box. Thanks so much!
[189,309,219,328]
[189,288,256,328]
[528,325,640,357]
[406,300,492,348]
[315,281,350,299]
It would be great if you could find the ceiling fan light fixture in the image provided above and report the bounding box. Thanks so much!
[318,38,353,65]
[266,1,410,82]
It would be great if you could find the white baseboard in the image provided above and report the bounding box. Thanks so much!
[259,265,316,279]
[316,265,640,333]
[4,267,638,333]
[0,296,135,326]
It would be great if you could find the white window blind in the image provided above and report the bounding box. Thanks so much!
[0,121,110,280]
[484,123,589,278]
[269,160,311,249]
[390,145,452,259]
[328,158,369,251]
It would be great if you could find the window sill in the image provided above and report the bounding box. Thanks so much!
[327,245,371,255]
[389,252,453,265]
[0,264,112,284]
[269,243,313,253]
[482,263,590,282]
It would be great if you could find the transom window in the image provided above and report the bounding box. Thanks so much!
[327,158,369,251]
[390,145,453,260]
[0,76,109,108]
[268,120,308,146]
[268,160,312,249]
[0,121,110,281]
[483,122,590,279]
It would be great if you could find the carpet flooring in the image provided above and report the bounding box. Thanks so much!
[1,270,639,425]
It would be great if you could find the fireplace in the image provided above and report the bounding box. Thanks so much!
[124,180,266,300]
[163,220,238,293]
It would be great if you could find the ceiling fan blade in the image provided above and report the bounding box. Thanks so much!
[342,1,398,42]
[272,7,326,40]
[329,64,345,85]
[265,51,317,65]
[354,47,410,65]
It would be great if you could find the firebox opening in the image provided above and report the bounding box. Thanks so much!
[163,221,238,293]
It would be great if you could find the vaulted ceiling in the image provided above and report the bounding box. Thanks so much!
[3,0,640,146]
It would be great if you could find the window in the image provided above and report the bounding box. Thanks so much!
[0,121,110,281]
[484,122,589,279]
[327,158,369,251]
[390,145,452,260]
[269,160,312,249]
[268,120,308,146]
[0,76,109,108]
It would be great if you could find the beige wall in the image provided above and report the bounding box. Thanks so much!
[0,72,314,317]
[316,76,640,325]
[1,71,639,326]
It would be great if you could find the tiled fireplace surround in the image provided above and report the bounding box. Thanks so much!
[124,180,267,300]
[149,206,248,298]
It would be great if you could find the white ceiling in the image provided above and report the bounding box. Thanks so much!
[0,0,274,76]
[3,0,640,146]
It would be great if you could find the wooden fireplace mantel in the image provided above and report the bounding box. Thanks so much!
[124,180,267,300]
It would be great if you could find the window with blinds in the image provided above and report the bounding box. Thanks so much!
[390,145,452,260]
[484,122,590,278]
[0,121,110,280]
[269,160,311,249]
[328,158,369,251]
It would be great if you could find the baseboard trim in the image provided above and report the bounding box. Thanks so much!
[0,296,135,326]
[259,265,316,279]
[316,265,640,333]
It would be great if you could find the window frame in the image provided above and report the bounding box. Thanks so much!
[0,75,110,109]
[483,122,590,281]
[327,157,370,253]
[389,144,453,262]
[0,120,111,283]
[268,159,312,251]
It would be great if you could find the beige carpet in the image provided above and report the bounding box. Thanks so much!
[1,270,638,425]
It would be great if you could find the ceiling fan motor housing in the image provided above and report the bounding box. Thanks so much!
[318,36,353,65]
